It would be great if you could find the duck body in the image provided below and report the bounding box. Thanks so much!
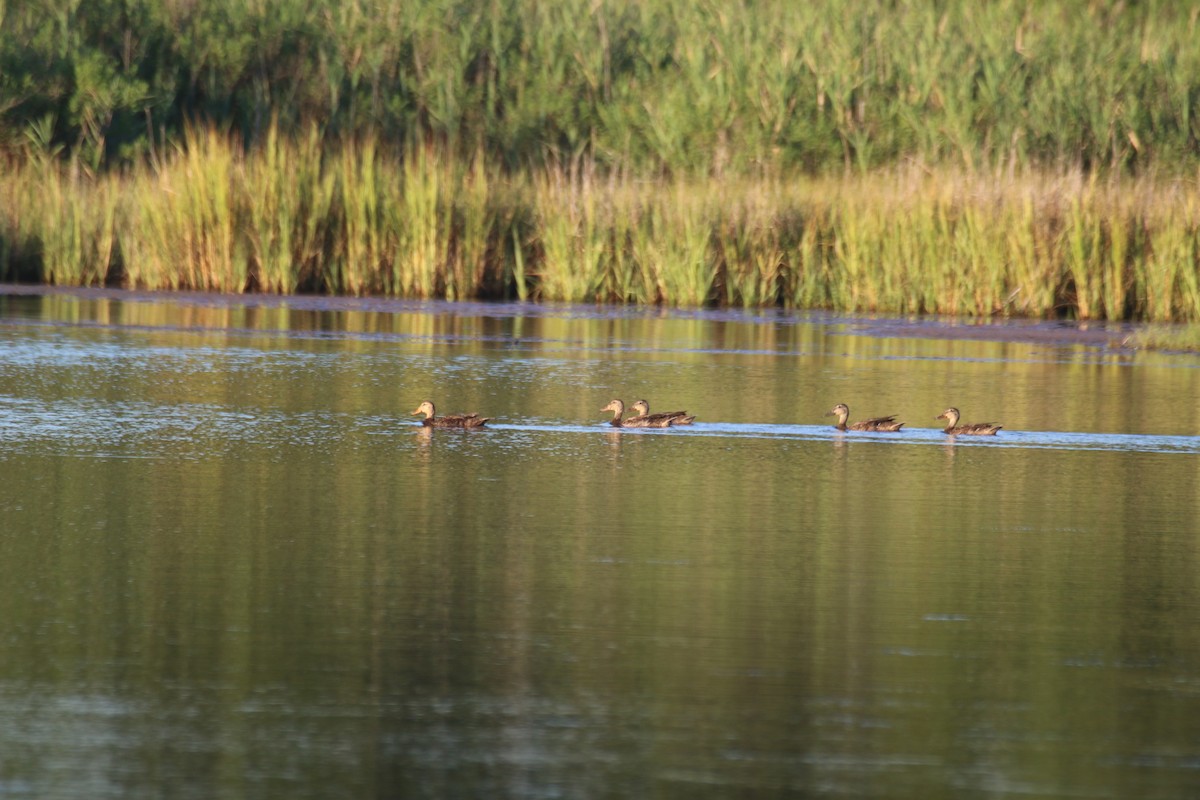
[629,399,695,426]
[411,400,491,429]
[936,407,1001,435]
[601,399,676,428]
[826,403,904,432]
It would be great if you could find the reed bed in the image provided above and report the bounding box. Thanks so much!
[0,160,119,287]
[2,130,1199,323]
[4,0,1199,324]
[121,127,247,292]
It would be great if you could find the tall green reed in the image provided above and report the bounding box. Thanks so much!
[4,128,1200,325]
[716,186,785,308]
[776,193,830,310]
[634,188,717,308]
[330,136,385,295]
[389,145,449,298]
[447,156,494,301]
[245,125,335,293]
[596,182,656,304]
[1139,192,1200,323]
[532,166,608,303]
[22,162,119,286]
[124,126,247,292]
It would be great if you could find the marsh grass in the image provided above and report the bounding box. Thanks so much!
[1,131,1198,322]
[32,164,119,287]
[640,194,718,308]
[387,146,432,297]
[449,156,494,301]
[599,185,655,304]
[530,168,602,303]
[716,189,786,308]
[333,136,385,295]
[246,126,335,294]
[122,127,247,292]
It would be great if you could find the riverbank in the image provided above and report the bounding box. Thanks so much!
[2,132,1198,323]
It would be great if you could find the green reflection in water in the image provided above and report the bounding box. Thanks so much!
[1,289,1199,799]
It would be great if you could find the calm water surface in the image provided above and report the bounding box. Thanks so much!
[1,287,1198,799]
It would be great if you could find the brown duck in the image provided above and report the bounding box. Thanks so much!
[411,400,491,429]
[826,403,905,432]
[629,399,695,426]
[936,407,1001,435]
[601,399,676,428]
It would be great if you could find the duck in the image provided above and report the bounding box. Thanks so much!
[601,399,676,428]
[826,403,905,432]
[411,400,491,429]
[629,399,695,426]
[936,407,1001,435]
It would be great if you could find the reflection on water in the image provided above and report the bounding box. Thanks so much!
[1,287,1199,799]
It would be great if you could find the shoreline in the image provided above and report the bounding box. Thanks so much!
[5,139,1199,324]
[0,282,1153,351]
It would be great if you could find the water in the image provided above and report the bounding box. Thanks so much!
[1,287,1199,799]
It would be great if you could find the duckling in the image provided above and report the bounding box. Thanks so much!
[826,403,905,432]
[936,407,1001,435]
[601,399,675,428]
[411,400,491,429]
[629,399,695,426]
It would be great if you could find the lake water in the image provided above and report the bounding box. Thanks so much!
[1,286,1198,799]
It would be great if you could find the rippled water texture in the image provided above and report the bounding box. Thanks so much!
[1,286,1198,799]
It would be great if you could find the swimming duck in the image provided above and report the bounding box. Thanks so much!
[826,403,905,432]
[936,407,1001,435]
[601,399,676,428]
[411,400,491,429]
[629,399,695,426]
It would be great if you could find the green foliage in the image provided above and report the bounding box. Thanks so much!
[2,0,1199,174]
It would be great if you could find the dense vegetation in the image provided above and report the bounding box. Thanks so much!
[3,0,1198,172]
[2,0,1199,321]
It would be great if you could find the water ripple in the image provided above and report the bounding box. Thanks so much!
[3,395,1196,458]
[494,422,1200,454]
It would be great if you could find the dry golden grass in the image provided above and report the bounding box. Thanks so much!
[2,131,1198,322]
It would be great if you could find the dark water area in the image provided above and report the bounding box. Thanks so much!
[1,286,1198,799]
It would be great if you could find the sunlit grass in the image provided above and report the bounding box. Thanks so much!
[1,131,1198,323]
[35,164,119,287]
[122,126,246,292]
[532,166,608,304]
[245,125,335,293]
